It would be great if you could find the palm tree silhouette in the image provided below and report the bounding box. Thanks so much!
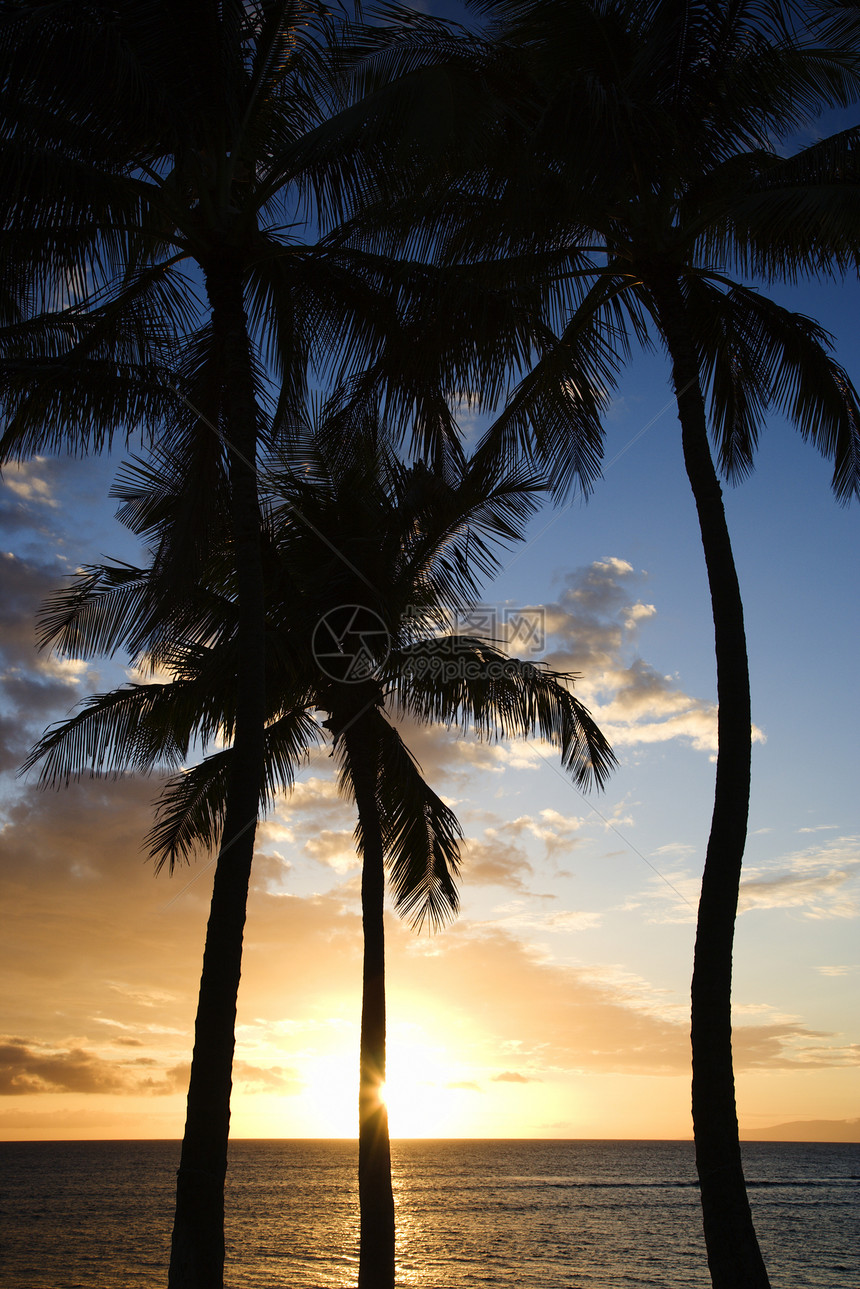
[423,4,860,1284]
[1,6,393,1280]
[0,4,552,1281]
[27,424,615,1288]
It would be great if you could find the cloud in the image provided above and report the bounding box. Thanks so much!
[540,909,603,931]
[0,774,219,1061]
[0,1038,128,1095]
[740,870,856,918]
[218,556,725,812]
[1,460,59,508]
[456,810,589,894]
[232,729,573,913]
[0,713,28,774]
[0,455,114,534]
[0,551,67,671]
[0,552,94,774]
[461,835,534,890]
[738,840,860,920]
[491,1071,539,1084]
[106,983,178,1008]
[232,1061,302,1095]
[304,829,360,874]
[732,1025,859,1069]
[389,718,542,784]
[538,559,764,753]
[0,1037,186,1096]
[486,903,602,934]
[501,809,585,858]
[391,920,849,1075]
[257,775,353,847]
[278,775,342,813]
[636,834,860,926]
[141,1064,191,1095]
[653,842,697,859]
[0,718,852,1140]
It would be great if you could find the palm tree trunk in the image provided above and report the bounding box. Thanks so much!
[343,715,396,1289]
[169,256,267,1289]
[652,275,770,1289]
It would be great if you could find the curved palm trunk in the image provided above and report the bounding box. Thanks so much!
[343,716,396,1289]
[652,276,770,1289]
[169,257,267,1289]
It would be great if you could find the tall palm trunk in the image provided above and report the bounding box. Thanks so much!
[343,715,396,1289]
[169,255,268,1289]
[652,275,770,1289]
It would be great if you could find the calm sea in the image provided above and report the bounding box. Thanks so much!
[0,1139,856,1288]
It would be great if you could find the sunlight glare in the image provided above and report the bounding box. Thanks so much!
[382,1034,462,1137]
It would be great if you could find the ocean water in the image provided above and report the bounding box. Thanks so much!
[0,1139,857,1288]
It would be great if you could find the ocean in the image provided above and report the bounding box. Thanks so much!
[0,1139,857,1288]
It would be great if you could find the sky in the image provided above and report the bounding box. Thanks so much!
[1,1,859,1145]
[1,261,858,1143]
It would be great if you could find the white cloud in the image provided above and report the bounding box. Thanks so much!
[460,835,534,891]
[539,559,764,753]
[2,460,59,508]
[738,839,860,920]
[304,829,359,875]
[493,907,603,934]
[491,809,585,854]
[653,842,697,859]
[623,602,657,630]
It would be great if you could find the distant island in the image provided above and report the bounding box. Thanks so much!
[740,1119,859,1143]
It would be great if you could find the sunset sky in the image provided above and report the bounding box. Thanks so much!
[1,249,858,1143]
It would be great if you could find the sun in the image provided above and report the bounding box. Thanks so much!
[230,1008,492,1139]
[380,1036,466,1138]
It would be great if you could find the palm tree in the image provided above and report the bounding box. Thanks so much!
[1,6,354,1280]
[0,5,556,1281]
[409,3,860,1284]
[26,425,616,1288]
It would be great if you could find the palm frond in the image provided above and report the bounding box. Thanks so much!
[145,704,321,871]
[477,272,636,498]
[374,717,462,931]
[146,751,231,873]
[21,682,194,786]
[36,562,154,659]
[386,636,616,790]
[711,126,860,277]
[691,276,860,498]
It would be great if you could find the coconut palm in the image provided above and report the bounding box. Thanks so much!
[26,425,615,1288]
[0,4,561,1281]
[403,3,860,1284]
[1,5,369,1280]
